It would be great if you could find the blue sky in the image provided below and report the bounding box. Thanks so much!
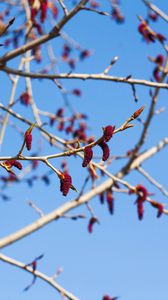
[0,1,168,299]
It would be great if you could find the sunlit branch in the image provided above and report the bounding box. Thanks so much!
[1,135,168,249]
[0,0,89,64]
[143,0,168,23]
[2,66,168,89]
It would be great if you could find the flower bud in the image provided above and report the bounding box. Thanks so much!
[60,173,72,196]
[82,146,93,167]
[98,141,110,161]
[103,125,115,142]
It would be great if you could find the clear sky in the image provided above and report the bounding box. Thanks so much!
[0,1,168,300]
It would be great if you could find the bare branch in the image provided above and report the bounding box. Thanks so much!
[0,253,79,300]
[28,200,45,217]
[0,59,24,145]
[57,0,69,15]
[143,0,168,23]
[136,166,168,197]
[2,66,168,89]
[1,135,168,249]
[103,56,119,75]
[0,0,89,64]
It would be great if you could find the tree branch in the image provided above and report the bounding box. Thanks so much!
[0,253,79,300]
[0,0,89,64]
[1,136,168,249]
[2,66,168,89]
[143,0,168,23]
[136,166,168,197]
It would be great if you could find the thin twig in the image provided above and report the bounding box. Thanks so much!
[119,55,168,175]
[28,200,45,217]
[58,0,68,15]
[103,56,119,75]
[136,166,168,197]
[0,59,24,146]
[81,6,110,16]
[143,0,168,23]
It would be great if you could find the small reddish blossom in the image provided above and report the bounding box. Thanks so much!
[62,44,71,60]
[90,0,99,9]
[31,8,38,22]
[28,0,35,5]
[4,38,11,47]
[61,160,68,173]
[138,21,155,43]
[73,129,87,141]
[82,146,93,167]
[20,91,30,106]
[134,185,148,220]
[72,89,82,96]
[1,173,18,183]
[63,44,71,54]
[148,12,158,22]
[33,21,43,35]
[151,201,164,218]
[140,24,155,42]
[56,108,64,117]
[138,20,166,43]
[88,217,98,233]
[48,2,58,19]
[99,192,104,204]
[155,54,164,65]
[157,33,166,43]
[106,189,114,214]
[152,54,164,82]
[33,46,42,62]
[57,120,65,131]
[60,172,72,196]
[25,132,32,151]
[103,125,115,142]
[79,122,86,131]
[62,52,69,61]
[50,116,56,126]
[137,200,144,220]
[4,160,22,170]
[132,106,145,119]
[41,175,50,185]
[111,5,124,23]
[68,59,76,69]
[13,34,19,49]
[103,296,118,300]
[98,141,110,161]
[153,67,160,82]
[24,254,44,291]
[136,184,148,201]
[66,124,74,134]
[24,124,35,151]
[73,122,87,141]
[103,296,111,300]
[78,113,88,120]
[80,50,90,60]
[87,136,95,143]
[114,182,120,189]
[32,160,38,169]
[40,1,48,23]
